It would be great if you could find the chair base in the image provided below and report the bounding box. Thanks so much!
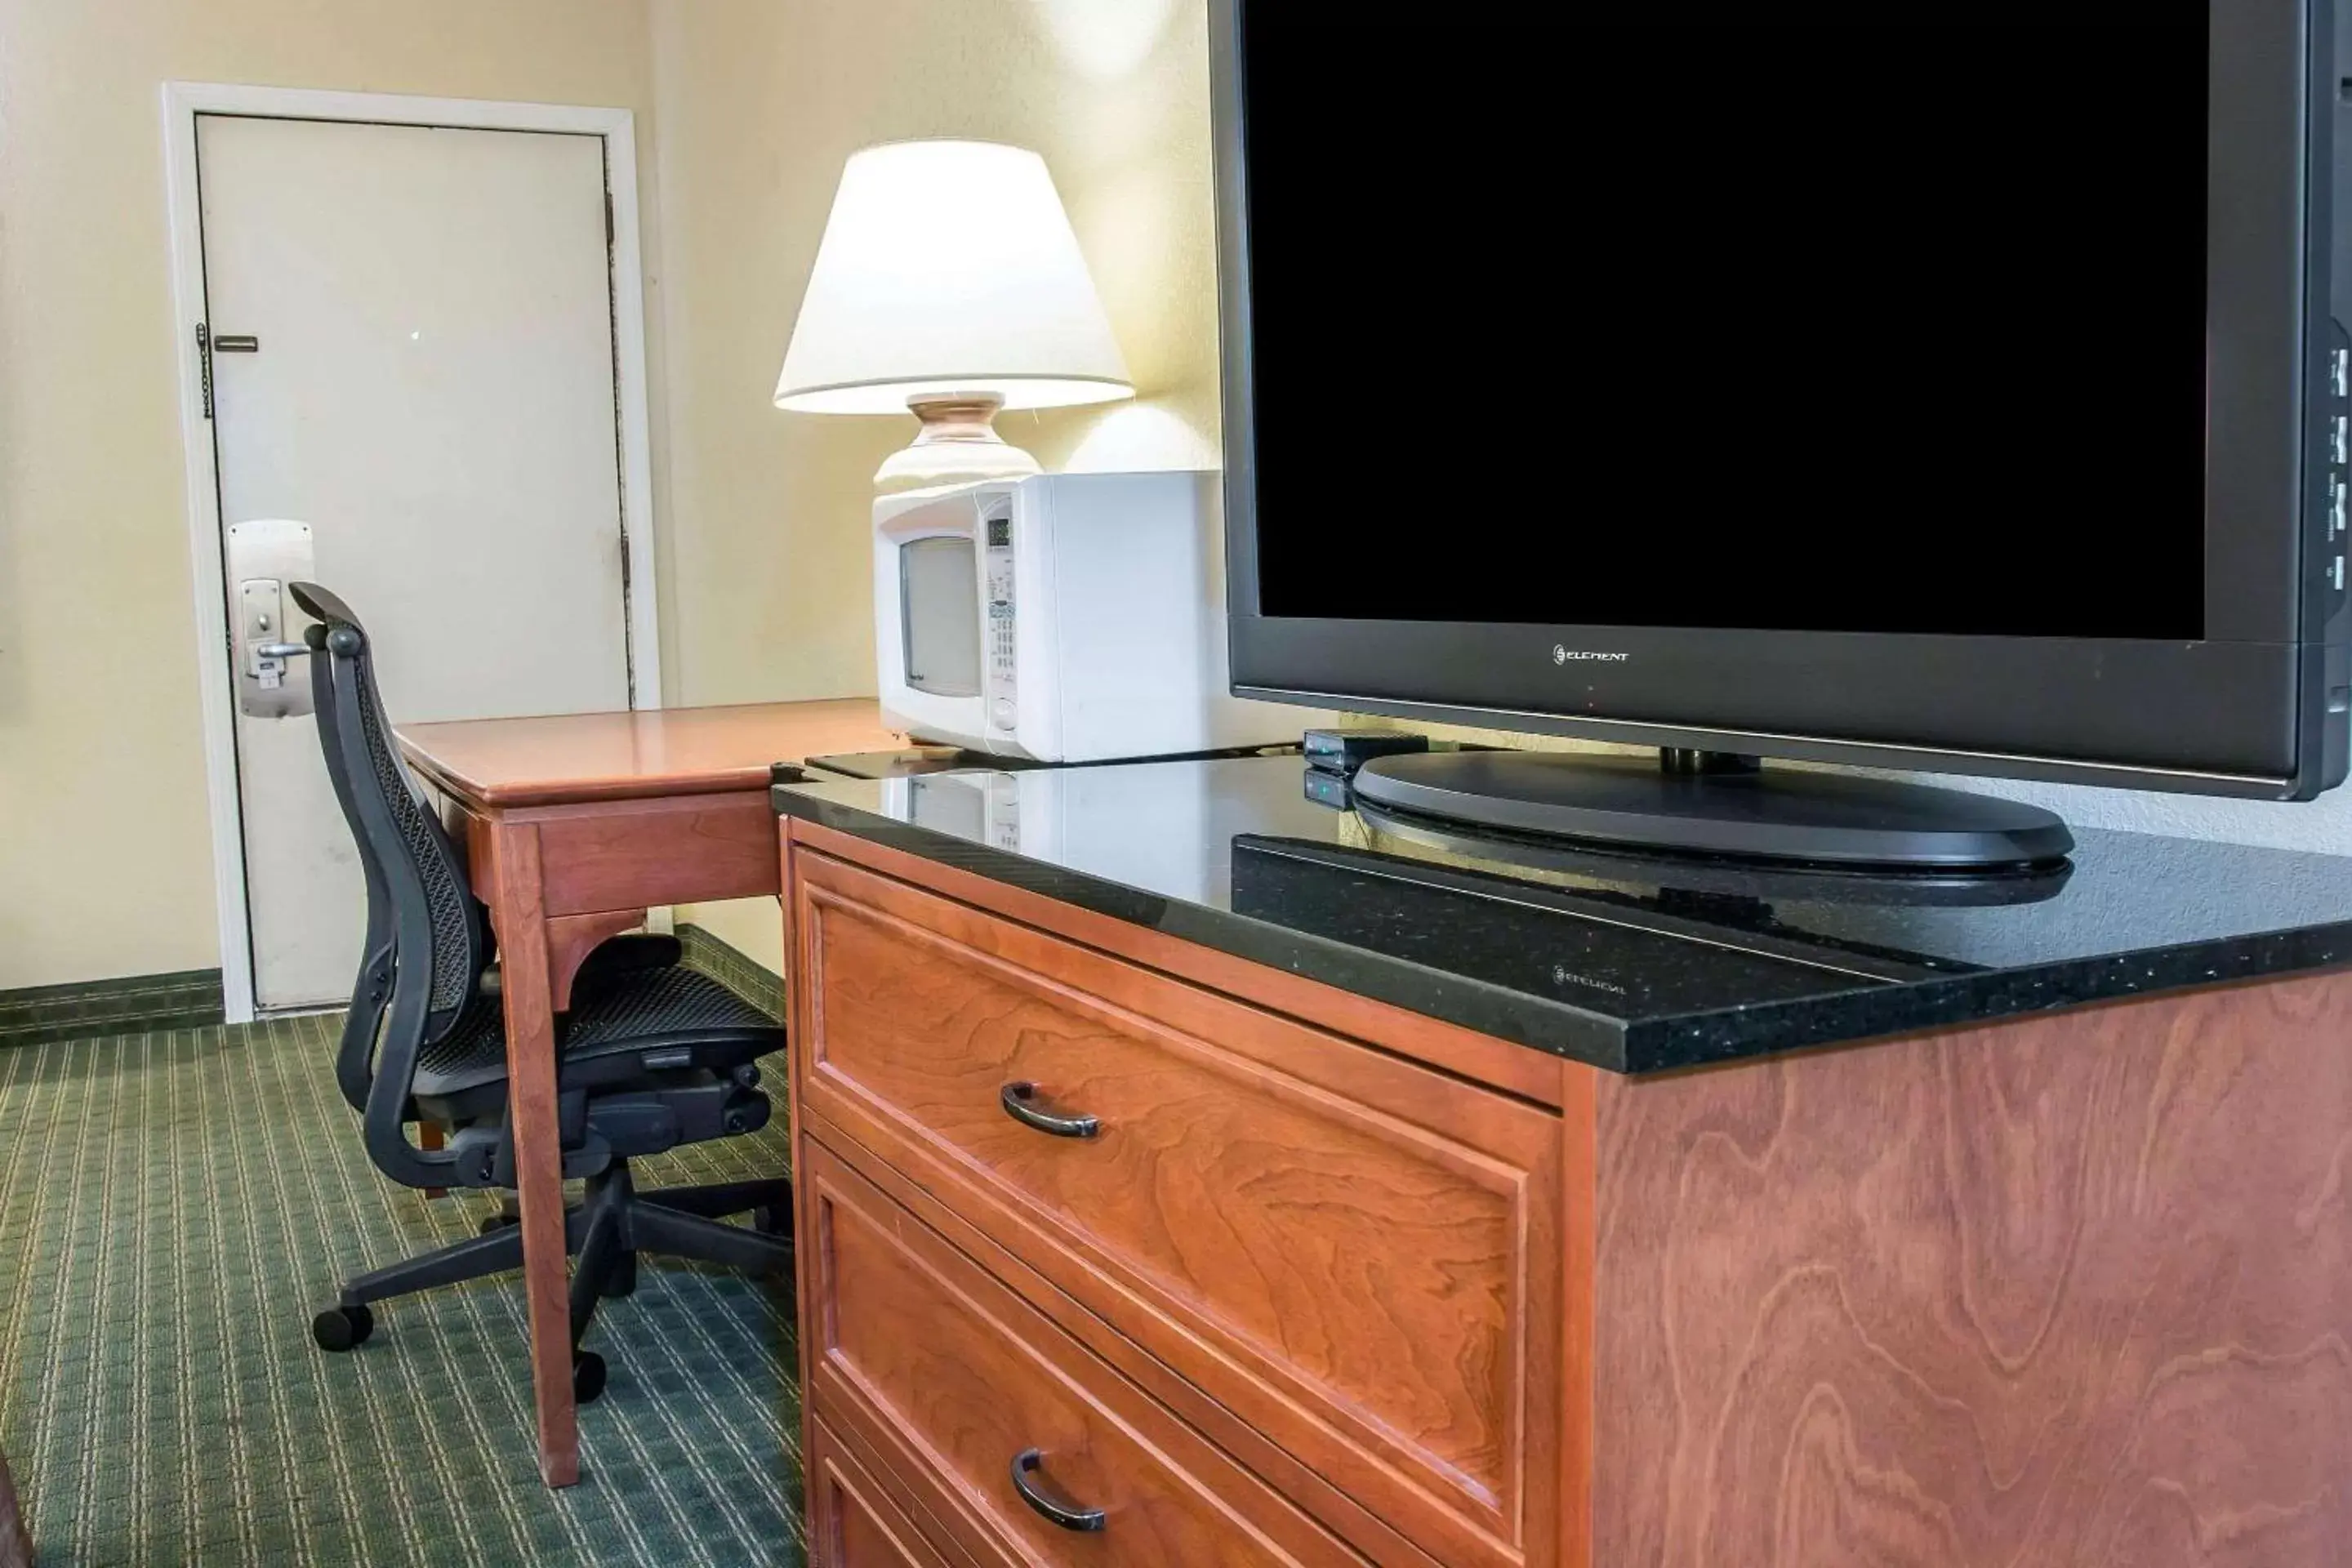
[315,1165,794,1402]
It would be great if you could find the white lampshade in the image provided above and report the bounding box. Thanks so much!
[775,140,1134,416]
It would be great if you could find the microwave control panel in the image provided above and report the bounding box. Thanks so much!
[983,508,1018,731]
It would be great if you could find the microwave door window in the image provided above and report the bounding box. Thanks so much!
[902,536,982,697]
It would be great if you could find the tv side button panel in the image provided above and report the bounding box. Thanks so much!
[2329,322,2350,631]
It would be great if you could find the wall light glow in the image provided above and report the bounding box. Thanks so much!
[1027,0,1181,82]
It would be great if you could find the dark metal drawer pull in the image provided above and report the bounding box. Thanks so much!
[1009,1448,1106,1532]
[1000,1081,1099,1139]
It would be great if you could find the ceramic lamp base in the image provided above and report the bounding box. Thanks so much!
[874,394,1043,495]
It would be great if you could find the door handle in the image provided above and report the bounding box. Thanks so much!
[1009,1450,1106,1532]
[242,586,298,690]
[1000,1082,1098,1139]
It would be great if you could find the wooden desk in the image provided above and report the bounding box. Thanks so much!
[396,699,902,1487]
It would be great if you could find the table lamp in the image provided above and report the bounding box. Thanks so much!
[774,140,1134,493]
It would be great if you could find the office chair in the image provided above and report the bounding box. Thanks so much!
[288,582,793,1401]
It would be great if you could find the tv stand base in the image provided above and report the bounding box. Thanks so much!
[1349,747,2073,870]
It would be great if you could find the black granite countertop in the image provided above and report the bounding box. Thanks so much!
[771,755,2352,1074]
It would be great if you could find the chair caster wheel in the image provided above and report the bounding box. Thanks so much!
[478,1213,518,1236]
[755,1205,792,1238]
[313,1303,375,1352]
[572,1352,607,1405]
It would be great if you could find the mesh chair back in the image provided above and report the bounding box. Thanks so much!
[290,583,490,1094]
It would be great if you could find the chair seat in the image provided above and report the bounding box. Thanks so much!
[414,964,782,1100]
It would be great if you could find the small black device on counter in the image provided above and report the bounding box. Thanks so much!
[1303,728,1428,777]
[1302,768,1352,809]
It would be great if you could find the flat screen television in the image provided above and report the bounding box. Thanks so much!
[1211,1,2352,868]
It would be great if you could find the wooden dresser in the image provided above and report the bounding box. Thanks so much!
[778,811,2352,1567]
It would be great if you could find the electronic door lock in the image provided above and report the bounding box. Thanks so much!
[225,519,317,718]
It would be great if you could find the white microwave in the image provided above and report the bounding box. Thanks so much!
[873,471,1306,762]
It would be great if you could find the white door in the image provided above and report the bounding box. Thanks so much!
[198,114,635,1011]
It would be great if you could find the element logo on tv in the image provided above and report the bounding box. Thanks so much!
[1553,646,1630,666]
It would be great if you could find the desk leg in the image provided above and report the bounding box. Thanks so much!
[486,818,580,1488]
[417,1120,447,1200]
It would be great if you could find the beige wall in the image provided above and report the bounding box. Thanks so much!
[0,0,1225,988]
[657,0,1226,971]
[0,0,663,987]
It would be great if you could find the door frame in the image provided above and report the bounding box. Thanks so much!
[161,82,665,1022]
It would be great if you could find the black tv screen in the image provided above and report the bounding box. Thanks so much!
[1214,0,2348,797]
[1246,7,2209,639]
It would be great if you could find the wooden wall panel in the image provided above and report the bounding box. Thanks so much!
[1592,974,2352,1568]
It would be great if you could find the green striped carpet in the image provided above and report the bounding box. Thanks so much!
[0,1005,805,1566]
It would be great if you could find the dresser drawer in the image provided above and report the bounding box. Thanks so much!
[810,1414,963,1568]
[802,1140,1364,1567]
[789,849,1565,1568]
